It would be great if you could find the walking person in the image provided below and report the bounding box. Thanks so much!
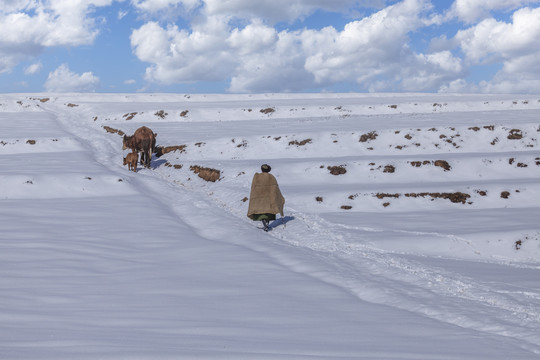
[247,164,285,231]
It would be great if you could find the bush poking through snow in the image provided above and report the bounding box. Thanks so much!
[190,165,221,182]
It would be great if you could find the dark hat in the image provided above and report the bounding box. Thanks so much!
[261,164,271,172]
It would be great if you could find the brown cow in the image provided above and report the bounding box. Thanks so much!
[122,126,156,168]
[123,152,138,172]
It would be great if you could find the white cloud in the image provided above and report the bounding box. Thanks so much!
[448,0,540,23]
[24,62,42,75]
[132,0,201,12]
[456,7,540,62]
[130,0,469,93]
[44,64,100,92]
[131,18,236,84]
[452,6,540,93]
[0,0,115,73]
[203,0,388,23]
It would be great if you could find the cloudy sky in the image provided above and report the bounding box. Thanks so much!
[2,0,540,93]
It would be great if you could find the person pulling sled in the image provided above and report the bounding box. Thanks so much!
[247,164,285,232]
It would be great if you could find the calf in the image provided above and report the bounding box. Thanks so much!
[123,152,138,172]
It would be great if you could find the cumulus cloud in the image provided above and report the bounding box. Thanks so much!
[44,64,100,92]
[453,6,540,93]
[448,0,540,23]
[0,0,114,73]
[131,0,464,92]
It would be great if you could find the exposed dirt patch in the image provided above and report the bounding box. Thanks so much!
[260,107,275,114]
[155,110,168,119]
[383,165,395,173]
[123,112,138,120]
[359,131,378,142]
[410,160,431,167]
[376,193,400,199]
[155,145,187,157]
[190,165,221,182]
[434,160,451,171]
[327,165,347,175]
[405,192,471,204]
[164,162,183,169]
[103,126,125,136]
[340,205,352,210]
[289,138,312,146]
[508,129,523,140]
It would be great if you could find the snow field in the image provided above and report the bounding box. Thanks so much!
[1,93,540,358]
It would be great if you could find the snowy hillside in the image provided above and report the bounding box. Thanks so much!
[1,93,540,359]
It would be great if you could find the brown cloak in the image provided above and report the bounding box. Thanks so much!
[247,172,285,219]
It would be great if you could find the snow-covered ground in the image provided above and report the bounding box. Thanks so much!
[1,93,540,359]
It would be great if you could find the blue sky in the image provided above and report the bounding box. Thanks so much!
[1,0,540,94]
